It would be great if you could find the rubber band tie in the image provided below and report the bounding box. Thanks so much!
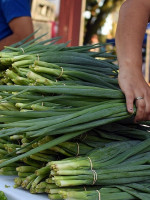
[88,157,97,185]
[20,48,25,54]
[36,54,40,61]
[76,142,80,156]
[96,190,101,200]
[92,170,97,185]
[88,157,93,170]
[57,67,64,79]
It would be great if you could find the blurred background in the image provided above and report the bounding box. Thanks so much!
[30,0,123,48]
[30,0,150,80]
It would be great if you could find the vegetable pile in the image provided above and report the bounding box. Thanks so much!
[0,34,150,200]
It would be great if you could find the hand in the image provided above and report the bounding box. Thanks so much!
[118,68,150,122]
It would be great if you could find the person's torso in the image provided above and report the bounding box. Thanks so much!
[0,0,31,41]
[0,1,12,40]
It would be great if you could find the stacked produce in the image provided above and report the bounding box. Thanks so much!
[0,34,150,200]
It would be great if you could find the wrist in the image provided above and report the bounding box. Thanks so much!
[118,59,143,75]
[118,66,145,84]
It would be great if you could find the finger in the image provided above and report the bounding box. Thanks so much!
[147,115,150,121]
[144,98,150,121]
[125,93,134,114]
[134,98,146,122]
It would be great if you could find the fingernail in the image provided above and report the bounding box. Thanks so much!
[128,108,134,113]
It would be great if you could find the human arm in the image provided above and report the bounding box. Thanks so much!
[115,0,150,122]
[0,16,34,50]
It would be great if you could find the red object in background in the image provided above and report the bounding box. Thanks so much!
[57,0,82,47]
[50,21,58,38]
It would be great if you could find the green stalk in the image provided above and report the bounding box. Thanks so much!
[46,178,55,184]
[34,188,45,193]
[0,170,17,175]
[31,65,62,77]
[30,153,55,162]
[10,135,24,140]
[0,85,124,99]
[16,166,37,173]
[12,60,34,67]
[0,130,84,167]
[59,189,135,200]
[34,60,60,69]
[14,177,25,188]
[31,174,47,189]
[18,172,33,177]
[21,174,37,188]
[35,166,50,176]
[36,181,47,189]
[22,157,42,168]
[27,71,55,85]
[48,193,62,200]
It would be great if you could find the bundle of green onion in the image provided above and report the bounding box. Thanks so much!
[0,33,150,200]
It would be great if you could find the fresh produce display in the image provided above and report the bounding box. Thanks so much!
[0,34,150,200]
